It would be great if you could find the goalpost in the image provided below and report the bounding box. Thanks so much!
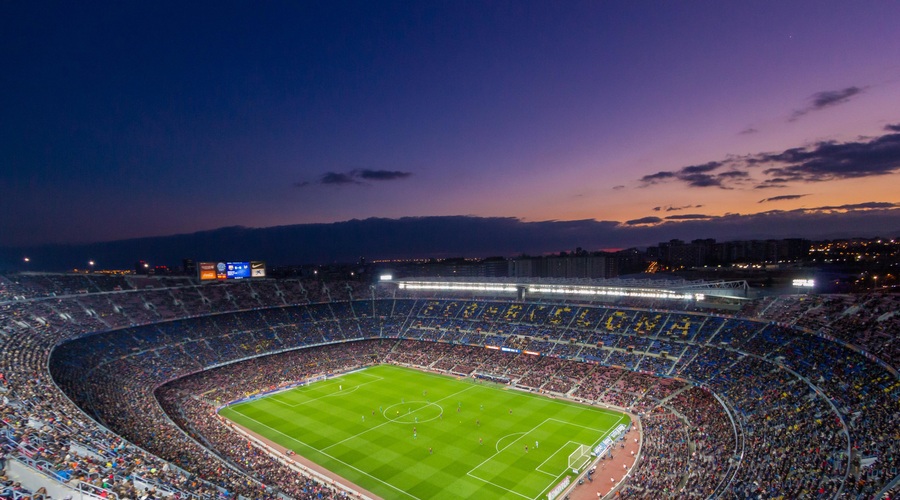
[567,443,591,471]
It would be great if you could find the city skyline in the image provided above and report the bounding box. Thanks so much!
[4,214,898,271]
[3,1,900,248]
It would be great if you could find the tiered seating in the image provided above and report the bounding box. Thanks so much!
[0,272,897,499]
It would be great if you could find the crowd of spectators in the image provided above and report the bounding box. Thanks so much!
[746,293,900,374]
[1,274,376,499]
[0,272,898,499]
[668,387,735,497]
[620,410,690,497]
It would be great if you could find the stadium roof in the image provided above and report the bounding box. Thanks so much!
[389,276,750,301]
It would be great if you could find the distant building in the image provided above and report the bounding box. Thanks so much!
[508,249,640,279]
[374,257,509,279]
[649,238,811,269]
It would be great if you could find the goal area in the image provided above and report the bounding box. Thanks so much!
[567,443,591,471]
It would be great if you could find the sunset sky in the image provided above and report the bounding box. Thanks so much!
[2,1,899,247]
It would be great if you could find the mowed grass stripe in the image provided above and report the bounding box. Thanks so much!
[220,364,628,499]
[266,372,386,408]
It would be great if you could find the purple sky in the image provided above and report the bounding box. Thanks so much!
[2,1,899,248]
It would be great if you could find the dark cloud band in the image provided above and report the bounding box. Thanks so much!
[297,169,414,187]
[758,194,808,203]
[790,86,864,121]
[638,126,900,189]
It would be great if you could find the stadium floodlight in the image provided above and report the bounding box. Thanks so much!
[792,279,815,288]
[380,274,393,281]
[526,283,696,301]
[399,281,518,293]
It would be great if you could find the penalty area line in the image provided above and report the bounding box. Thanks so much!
[535,440,582,476]
[464,471,533,500]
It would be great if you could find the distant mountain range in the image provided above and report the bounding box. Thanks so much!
[2,213,899,271]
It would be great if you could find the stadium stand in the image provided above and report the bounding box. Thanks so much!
[0,272,897,499]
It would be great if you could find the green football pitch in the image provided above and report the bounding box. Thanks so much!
[219,364,628,500]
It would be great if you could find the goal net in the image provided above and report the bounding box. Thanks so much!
[567,444,591,471]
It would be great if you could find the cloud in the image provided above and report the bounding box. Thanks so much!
[655,204,703,212]
[757,133,900,182]
[356,169,413,181]
[612,185,626,190]
[758,194,809,203]
[680,173,725,188]
[639,171,677,184]
[811,87,864,108]
[812,201,897,211]
[297,169,414,187]
[790,86,864,121]
[717,171,748,178]
[681,161,722,174]
[640,162,751,189]
[754,178,790,189]
[617,200,897,230]
[636,126,900,190]
[320,172,362,185]
[885,123,900,132]
[624,216,663,226]
[740,127,758,135]
[664,214,713,220]
[640,162,730,188]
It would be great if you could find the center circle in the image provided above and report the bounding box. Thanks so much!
[382,401,444,424]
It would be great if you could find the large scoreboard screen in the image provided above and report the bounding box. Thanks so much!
[226,262,251,279]
[198,261,265,281]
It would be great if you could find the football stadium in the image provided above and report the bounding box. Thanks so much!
[0,273,897,499]
[7,1,900,498]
